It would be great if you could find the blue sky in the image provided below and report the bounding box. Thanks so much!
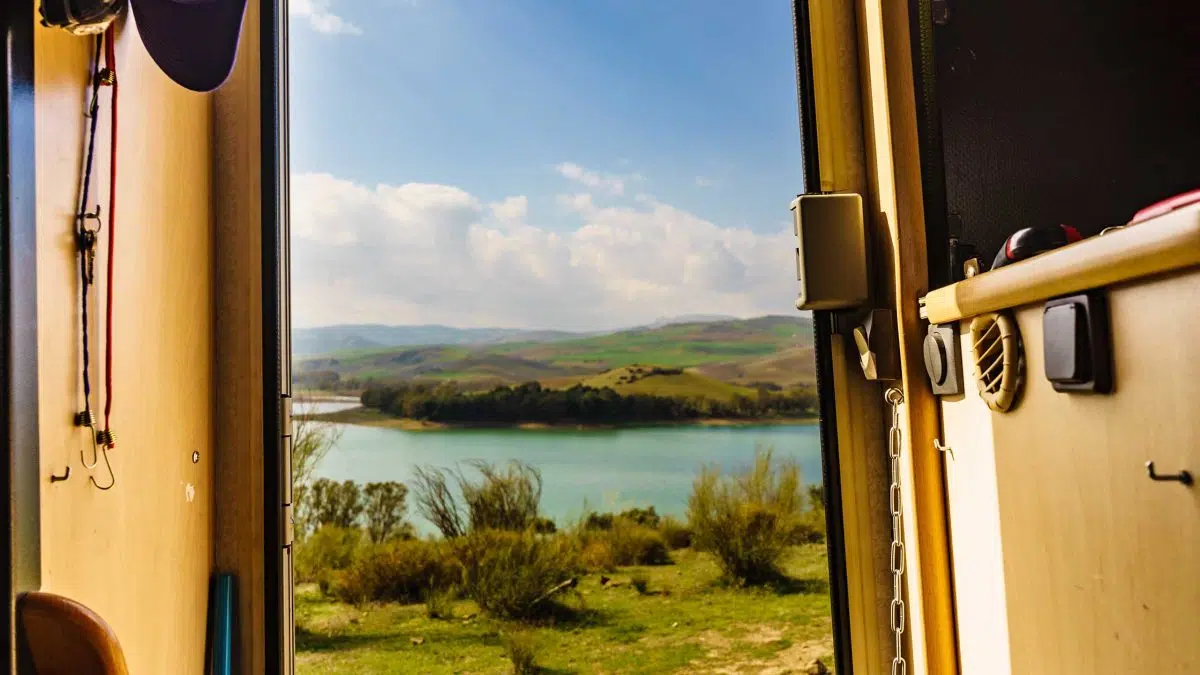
[289,0,805,329]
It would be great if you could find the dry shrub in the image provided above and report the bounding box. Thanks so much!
[603,520,671,566]
[424,584,456,620]
[504,630,542,674]
[579,538,617,572]
[659,516,693,550]
[294,525,363,584]
[455,530,581,621]
[688,447,805,584]
[335,539,458,605]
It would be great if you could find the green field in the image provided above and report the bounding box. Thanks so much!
[295,316,815,391]
[578,366,757,403]
[296,546,834,675]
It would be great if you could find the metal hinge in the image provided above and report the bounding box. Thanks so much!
[283,503,295,547]
[281,395,293,438]
[281,395,294,548]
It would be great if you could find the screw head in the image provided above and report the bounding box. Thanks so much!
[192,450,200,464]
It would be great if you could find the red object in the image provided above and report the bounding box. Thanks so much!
[103,26,117,448]
[1129,188,1200,225]
[993,224,1082,269]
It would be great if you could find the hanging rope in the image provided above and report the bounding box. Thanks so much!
[76,35,102,420]
[98,25,119,454]
[76,35,104,474]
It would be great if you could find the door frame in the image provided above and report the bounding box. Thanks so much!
[2,2,43,672]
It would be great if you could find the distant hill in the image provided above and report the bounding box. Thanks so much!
[642,314,736,329]
[294,315,815,391]
[293,324,586,357]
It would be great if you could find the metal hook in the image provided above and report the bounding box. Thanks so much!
[50,467,71,483]
[89,442,115,491]
[1145,461,1193,486]
[80,422,101,469]
[934,439,955,461]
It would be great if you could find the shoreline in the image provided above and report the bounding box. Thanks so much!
[303,406,817,432]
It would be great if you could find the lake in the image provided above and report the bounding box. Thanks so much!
[310,403,823,535]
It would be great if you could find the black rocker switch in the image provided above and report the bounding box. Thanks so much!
[1043,291,1112,393]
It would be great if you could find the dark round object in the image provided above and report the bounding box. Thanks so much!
[923,332,948,386]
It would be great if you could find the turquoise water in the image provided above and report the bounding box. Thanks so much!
[313,419,823,534]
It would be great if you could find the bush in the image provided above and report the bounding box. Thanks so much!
[503,630,541,675]
[618,506,661,528]
[659,516,693,550]
[688,447,805,584]
[424,584,456,620]
[786,509,827,544]
[460,460,543,532]
[455,530,581,621]
[575,520,670,569]
[294,525,363,583]
[335,539,458,605]
[578,538,616,572]
[604,521,671,566]
[583,506,660,531]
[411,460,544,538]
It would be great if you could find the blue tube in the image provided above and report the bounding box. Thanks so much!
[209,574,236,675]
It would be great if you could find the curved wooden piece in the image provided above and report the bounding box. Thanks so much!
[18,592,128,675]
[923,203,1200,324]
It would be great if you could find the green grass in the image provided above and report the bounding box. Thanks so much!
[296,545,834,674]
[579,367,756,403]
[297,316,816,389]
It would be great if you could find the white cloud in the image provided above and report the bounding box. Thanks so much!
[554,162,639,196]
[291,172,797,330]
[291,0,363,36]
[695,176,716,187]
[489,196,528,224]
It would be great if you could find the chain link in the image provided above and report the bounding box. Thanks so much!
[885,387,907,675]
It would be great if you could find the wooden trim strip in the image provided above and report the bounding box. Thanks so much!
[803,1,896,671]
[857,0,959,671]
[3,3,43,670]
[923,206,1200,324]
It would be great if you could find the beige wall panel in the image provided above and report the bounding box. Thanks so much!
[34,10,214,674]
[941,332,1011,675]
[988,271,1200,674]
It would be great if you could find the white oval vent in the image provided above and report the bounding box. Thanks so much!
[970,312,1022,412]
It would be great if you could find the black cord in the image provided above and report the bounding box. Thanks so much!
[77,35,104,422]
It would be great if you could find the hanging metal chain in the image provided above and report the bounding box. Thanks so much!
[885,386,907,675]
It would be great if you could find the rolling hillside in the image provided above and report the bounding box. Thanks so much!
[292,324,587,358]
[578,365,757,402]
[295,315,815,391]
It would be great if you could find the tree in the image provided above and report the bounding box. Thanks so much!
[459,460,543,532]
[363,481,409,543]
[411,460,545,538]
[411,466,466,539]
[309,478,364,529]
[292,395,344,487]
[291,394,344,538]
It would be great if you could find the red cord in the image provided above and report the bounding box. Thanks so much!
[102,26,118,446]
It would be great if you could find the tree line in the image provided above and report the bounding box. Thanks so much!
[295,478,413,543]
[360,381,817,424]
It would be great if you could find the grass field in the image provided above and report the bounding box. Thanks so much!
[296,545,834,675]
[295,316,815,390]
[578,366,756,403]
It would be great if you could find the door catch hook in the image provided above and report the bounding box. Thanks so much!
[1145,461,1193,486]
